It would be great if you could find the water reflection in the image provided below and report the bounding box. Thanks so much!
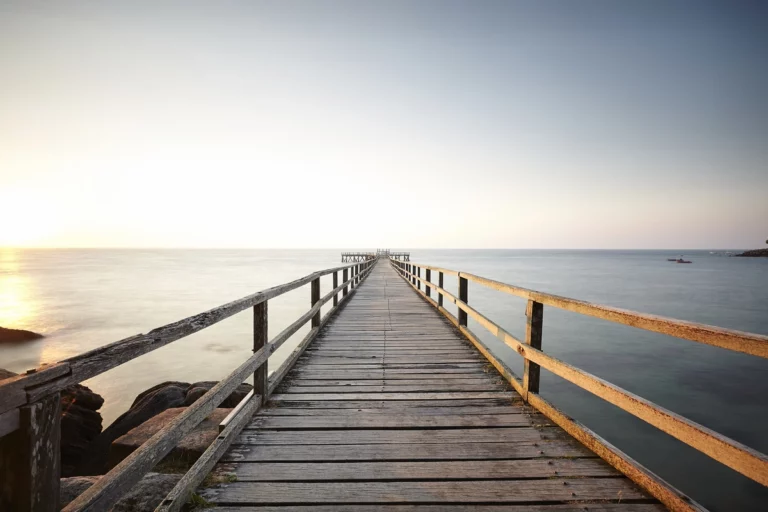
[0,248,36,330]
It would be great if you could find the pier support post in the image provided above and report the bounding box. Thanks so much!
[333,271,338,307]
[522,300,544,402]
[343,269,348,296]
[458,276,468,327]
[417,267,421,291]
[311,277,321,328]
[425,269,431,298]
[253,301,268,405]
[0,393,61,512]
[438,272,444,307]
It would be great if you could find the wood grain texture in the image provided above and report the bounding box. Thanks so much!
[201,479,649,504]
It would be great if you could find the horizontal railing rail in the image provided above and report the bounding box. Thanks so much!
[390,258,768,512]
[0,258,377,512]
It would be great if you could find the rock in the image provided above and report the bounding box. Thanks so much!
[0,326,43,343]
[60,472,181,511]
[61,384,105,476]
[109,408,232,468]
[60,476,100,507]
[0,368,104,477]
[735,248,768,257]
[184,381,253,408]
[77,384,187,475]
[112,472,182,512]
[76,380,252,475]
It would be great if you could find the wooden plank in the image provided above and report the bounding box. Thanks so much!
[278,384,505,393]
[221,440,593,462]
[224,458,620,481]
[238,427,559,444]
[212,505,665,512]
[255,406,529,417]
[200,478,649,504]
[287,378,499,386]
[262,399,518,409]
[246,414,545,430]
[271,392,514,401]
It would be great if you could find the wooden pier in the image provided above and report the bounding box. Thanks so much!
[201,262,662,509]
[1,254,767,511]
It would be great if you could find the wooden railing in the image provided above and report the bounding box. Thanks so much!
[0,258,377,512]
[390,258,768,512]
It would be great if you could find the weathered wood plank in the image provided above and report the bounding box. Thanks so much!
[262,398,518,409]
[222,458,620,481]
[221,440,593,462]
[278,384,506,393]
[271,392,514,401]
[237,427,561,444]
[255,406,530,417]
[200,478,649,504]
[211,505,665,512]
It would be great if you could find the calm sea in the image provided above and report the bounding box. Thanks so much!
[1,248,766,511]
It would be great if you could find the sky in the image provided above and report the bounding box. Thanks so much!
[1,1,766,249]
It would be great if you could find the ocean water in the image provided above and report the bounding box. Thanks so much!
[0,248,766,511]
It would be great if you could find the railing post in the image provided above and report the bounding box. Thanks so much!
[311,277,321,328]
[438,271,444,307]
[343,268,349,296]
[253,301,268,405]
[425,269,431,298]
[417,267,421,290]
[332,271,338,307]
[0,393,61,512]
[522,299,544,402]
[458,275,468,327]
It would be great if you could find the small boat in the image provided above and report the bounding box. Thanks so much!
[676,259,692,264]
[667,258,677,261]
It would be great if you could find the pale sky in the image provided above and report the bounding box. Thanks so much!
[1,1,766,249]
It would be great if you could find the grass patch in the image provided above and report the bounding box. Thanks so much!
[188,493,215,509]
[202,471,238,488]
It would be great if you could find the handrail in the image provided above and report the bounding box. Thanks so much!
[0,258,377,512]
[0,260,368,415]
[406,260,768,358]
[389,258,768,502]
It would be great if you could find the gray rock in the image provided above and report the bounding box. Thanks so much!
[112,472,182,512]
[59,476,99,508]
[109,408,232,468]
[60,473,181,511]
[186,381,253,408]
[0,326,43,343]
[61,384,104,476]
[77,385,187,475]
[76,379,252,475]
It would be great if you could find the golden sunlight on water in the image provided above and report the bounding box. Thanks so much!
[0,249,37,330]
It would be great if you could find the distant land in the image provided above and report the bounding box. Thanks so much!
[735,248,768,257]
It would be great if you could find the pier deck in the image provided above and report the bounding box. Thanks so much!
[201,262,663,510]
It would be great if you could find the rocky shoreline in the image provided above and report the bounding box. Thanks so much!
[0,326,44,343]
[0,369,250,510]
[734,248,768,257]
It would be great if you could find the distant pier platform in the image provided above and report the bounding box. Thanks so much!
[342,249,410,262]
